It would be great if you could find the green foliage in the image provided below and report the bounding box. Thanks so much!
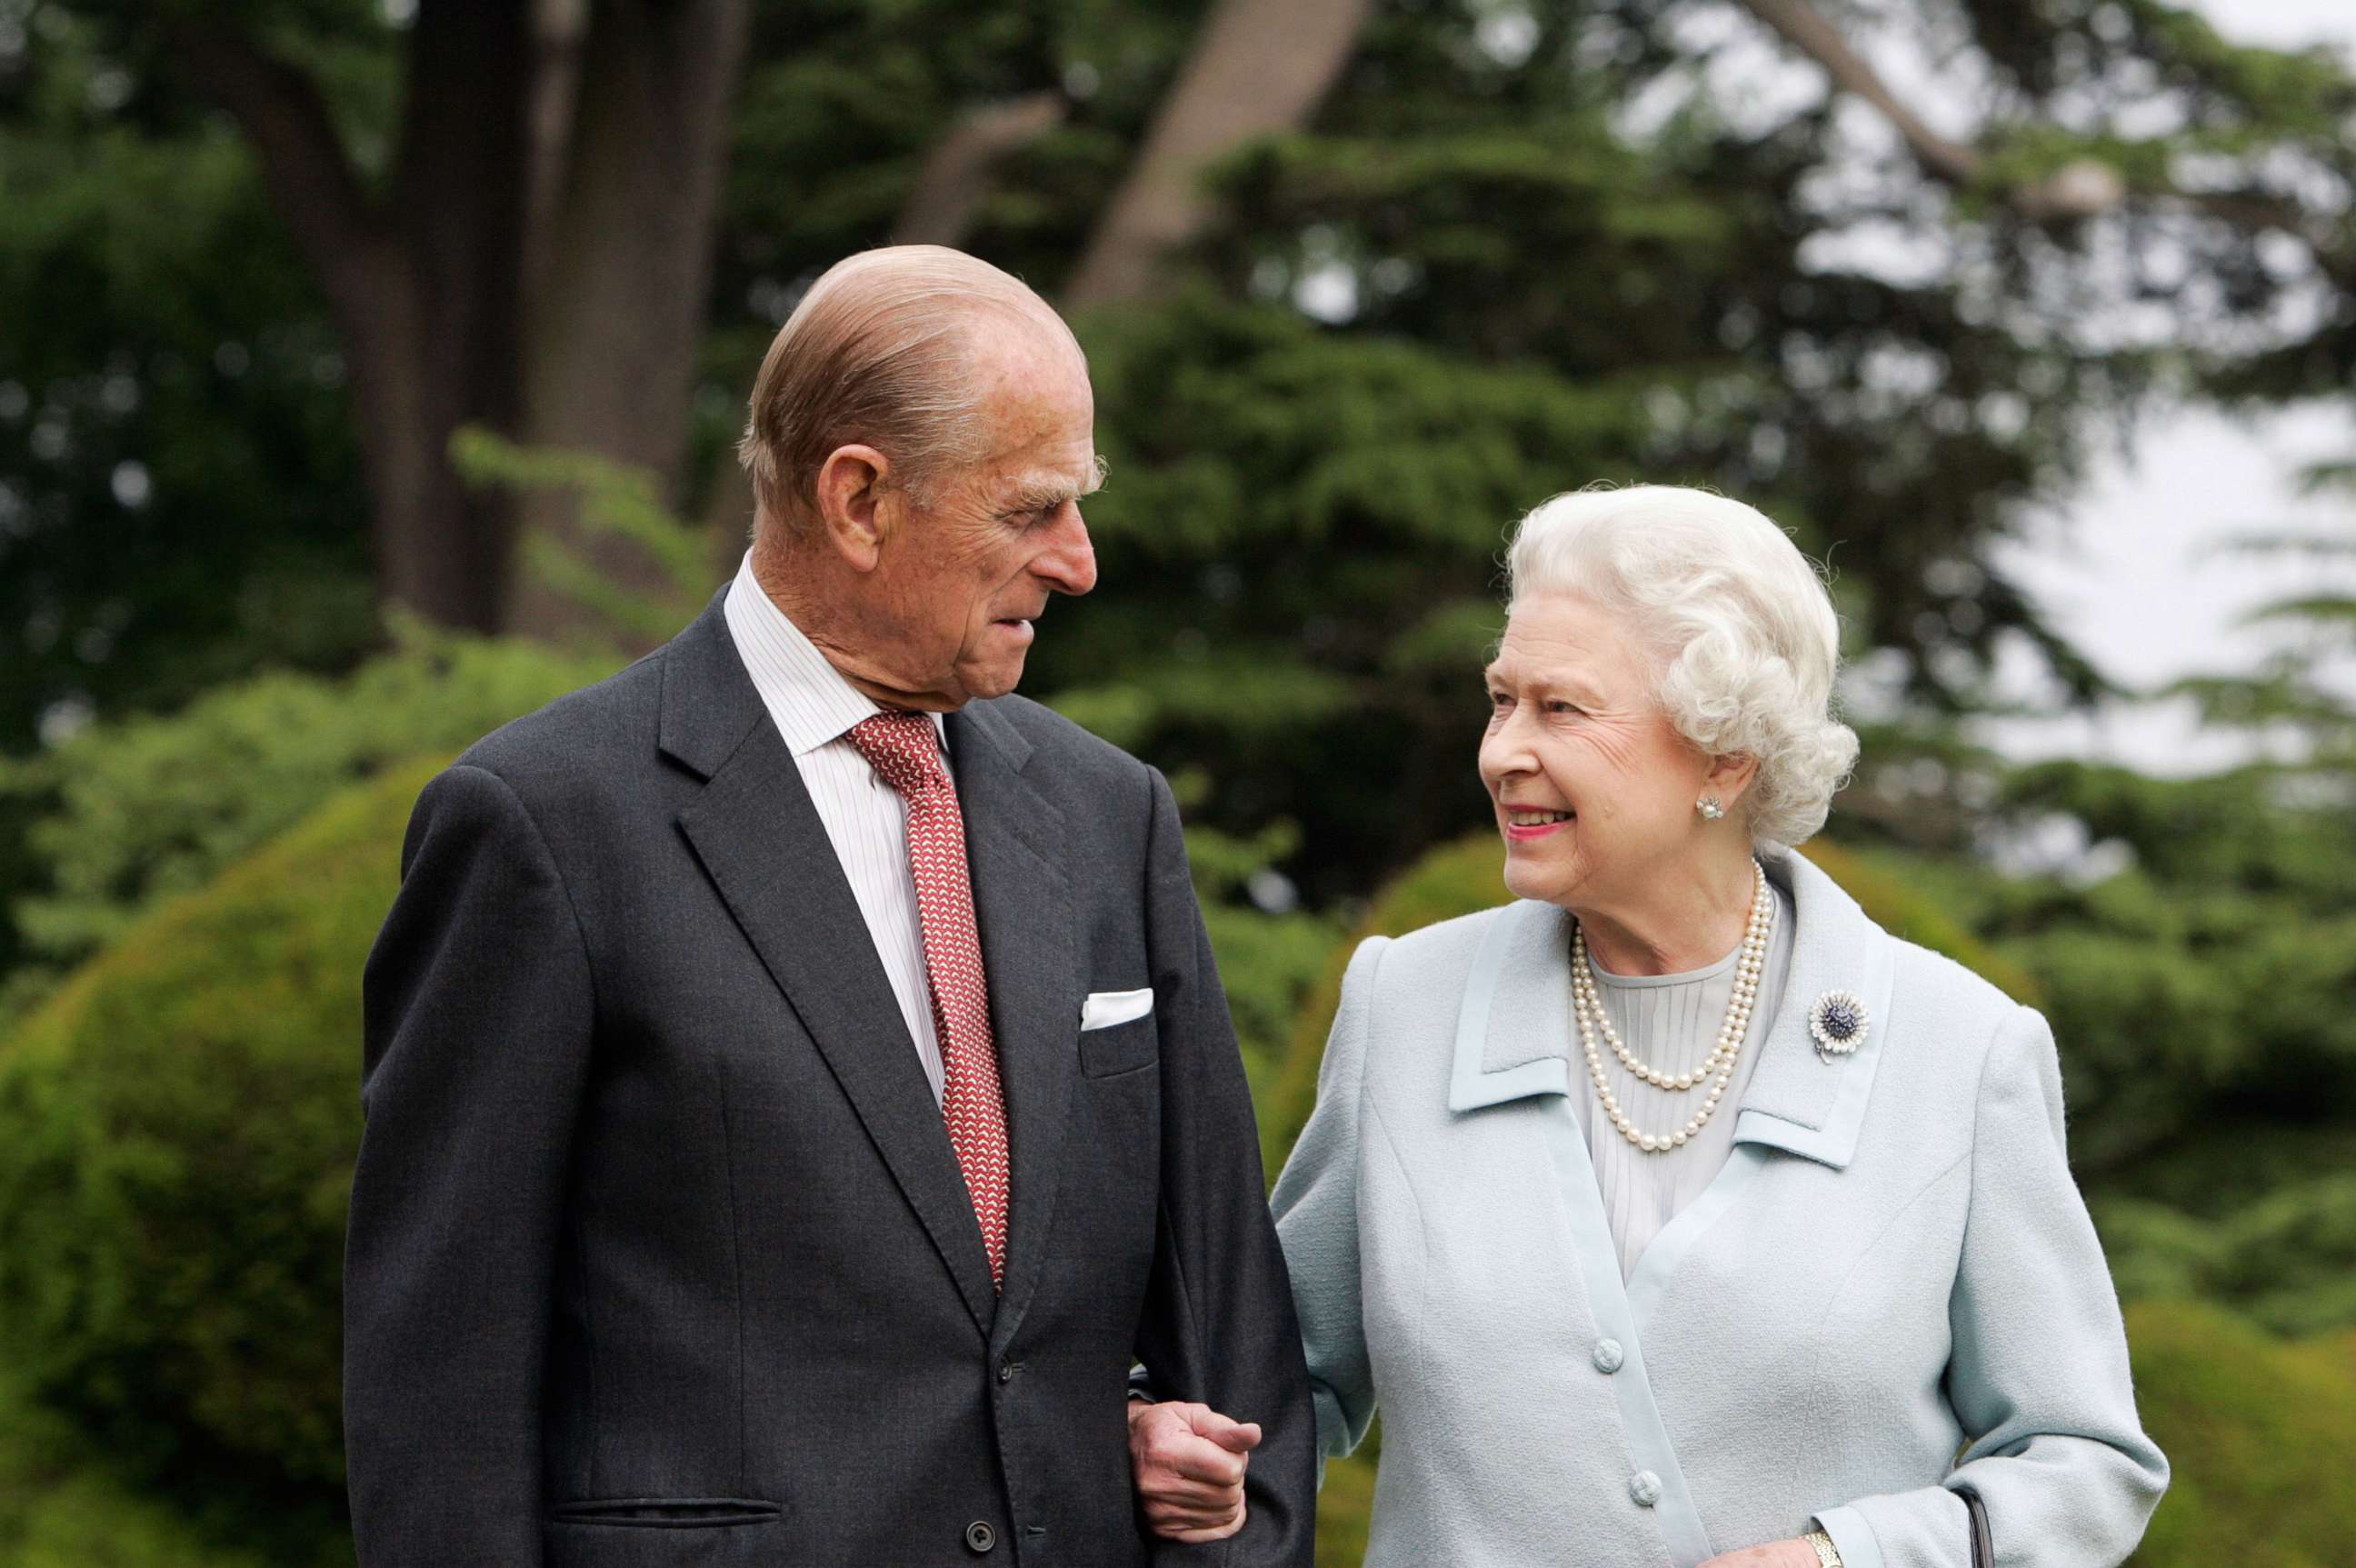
[0,759,438,1554]
[0,1372,315,1568]
[1313,1446,1376,1568]
[0,1,378,752]
[0,631,613,1002]
[1041,290,1648,899]
[2124,1301,2356,1568]
[449,427,717,653]
[2101,1164,2356,1338]
[1173,803,1345,1097]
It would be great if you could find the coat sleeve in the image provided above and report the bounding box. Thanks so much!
[344,764,597,1568]
[1268,934,1385,1475]
[1812,1005,2169,1568]
[1132,766,1318,1567]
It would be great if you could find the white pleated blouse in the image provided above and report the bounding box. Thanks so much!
[1568,883,1796,1279]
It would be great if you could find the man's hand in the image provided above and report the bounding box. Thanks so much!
[1128,1400,1263,1543]
[1697,1541,1823,1568]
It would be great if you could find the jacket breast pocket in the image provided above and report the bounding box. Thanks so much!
[1077,1014,1159,1078]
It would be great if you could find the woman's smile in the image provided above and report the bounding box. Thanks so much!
[1502,805,1573,840]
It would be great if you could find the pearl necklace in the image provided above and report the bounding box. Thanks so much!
[1572,860,1774,1154]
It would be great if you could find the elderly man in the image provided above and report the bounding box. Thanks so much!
[345,246,1313,1567]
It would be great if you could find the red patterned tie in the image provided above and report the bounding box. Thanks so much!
[847,712,1012,1289]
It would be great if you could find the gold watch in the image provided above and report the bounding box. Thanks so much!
[1802,1529,1843,1568]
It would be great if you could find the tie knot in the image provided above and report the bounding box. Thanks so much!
[847,711,946,797]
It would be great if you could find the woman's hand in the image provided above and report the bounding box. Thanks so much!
[1696,1541,1822,1568]
[1127,1399,1262,1542]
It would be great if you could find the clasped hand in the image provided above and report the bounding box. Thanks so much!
[1126,1400,1262,1543]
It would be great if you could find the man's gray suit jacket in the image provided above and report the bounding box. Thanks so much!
[344,594,1315,1567]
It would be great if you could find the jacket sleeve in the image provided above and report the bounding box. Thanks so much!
[1269,934,1386,1472]
[1132,766,1318,1568]
[1812,1005,2169,1568]
[344,764,597,1568]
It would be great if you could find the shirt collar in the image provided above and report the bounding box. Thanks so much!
[722,552,949,759]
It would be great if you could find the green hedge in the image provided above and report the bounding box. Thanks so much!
[0,760,442,1559]
[2126,1299,2356,1567]
[1,634,610,995]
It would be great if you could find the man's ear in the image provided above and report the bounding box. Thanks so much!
[813,444,893,572]
[1704,750,1761,808]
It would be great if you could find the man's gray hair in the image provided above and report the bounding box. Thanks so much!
[737,245,1078,534]
[1503,484,1860,847]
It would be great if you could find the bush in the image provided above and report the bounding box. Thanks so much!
[0,759,441,1553]
[2126,1300,2356,1567]
[0,1382,297,1568]
[0,633,612,995]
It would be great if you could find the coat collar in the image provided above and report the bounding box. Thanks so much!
[1445,846,1896,1170]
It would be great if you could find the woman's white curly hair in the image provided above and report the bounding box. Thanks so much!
[1502,484,1860,848]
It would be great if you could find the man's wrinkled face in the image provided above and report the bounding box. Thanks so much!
[868,325,1101,707]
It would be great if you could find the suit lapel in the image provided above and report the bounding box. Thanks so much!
[947,703,1079,1345]
[661,599,998,1333]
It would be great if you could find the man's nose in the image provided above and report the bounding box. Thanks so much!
[1034,503,1097,596]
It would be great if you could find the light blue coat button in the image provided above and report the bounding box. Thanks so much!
[1592,1338,1624,1373]
[1629,1471,1662,1508]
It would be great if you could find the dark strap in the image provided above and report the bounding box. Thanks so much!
[1953,1483,1993,1568]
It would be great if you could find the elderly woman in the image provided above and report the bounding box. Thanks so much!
[1136,485,2166,1566]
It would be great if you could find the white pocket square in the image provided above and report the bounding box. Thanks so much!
[1080,988,1154,1031]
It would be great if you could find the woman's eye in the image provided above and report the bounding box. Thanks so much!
[1547,700,1578,714]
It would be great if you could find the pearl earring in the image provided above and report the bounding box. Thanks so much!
[1696,794,1726,821]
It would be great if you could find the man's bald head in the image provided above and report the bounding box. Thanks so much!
[737,245,1084,538]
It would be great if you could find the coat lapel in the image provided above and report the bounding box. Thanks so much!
[947,702,1080,1346]
[1443,849,1895,1174]
[660,598,998,1334]
[1726,847,1895,1171]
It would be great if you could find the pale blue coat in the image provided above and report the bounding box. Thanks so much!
[1271,847,2167,1568]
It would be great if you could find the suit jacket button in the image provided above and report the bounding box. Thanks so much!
[998,1360,1017,1383]
[964,1521,997,1553]
[1592,1338,1624,1373]
[1629,1471,1662,1508]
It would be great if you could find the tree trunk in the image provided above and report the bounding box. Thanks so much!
[175,0,536,634]
[503,0,753,643]
[1063,0,1372,309]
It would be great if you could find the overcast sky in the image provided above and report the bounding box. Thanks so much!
[1978,0,2355,774]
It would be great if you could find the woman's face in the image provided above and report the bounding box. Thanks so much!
[1478,591,1717,911]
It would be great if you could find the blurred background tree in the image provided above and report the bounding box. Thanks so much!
[2,0,2354,1563]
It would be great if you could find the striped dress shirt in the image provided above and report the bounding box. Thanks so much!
[723,553,950,1104]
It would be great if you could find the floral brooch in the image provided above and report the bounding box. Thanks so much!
[1808,989,1870,1061]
